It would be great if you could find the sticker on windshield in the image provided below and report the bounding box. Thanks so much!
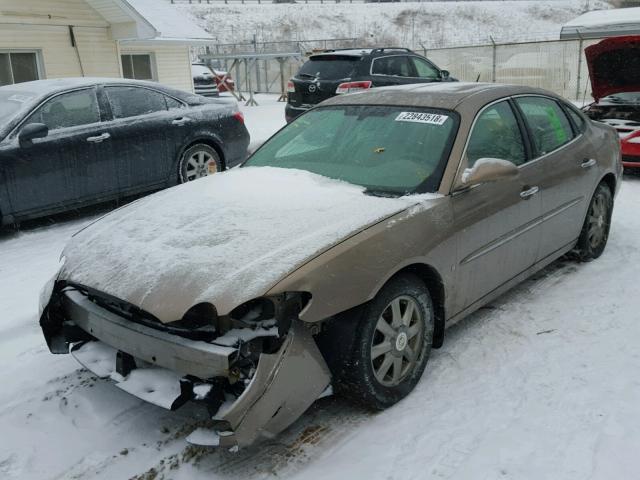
[395,112,448,125]
[8,94,33,103]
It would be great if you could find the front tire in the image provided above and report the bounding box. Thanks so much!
[338,274,434,410]
[178,144,222,183]
[572,182,613,261]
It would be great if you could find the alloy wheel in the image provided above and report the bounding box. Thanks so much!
[371,295,424,387]
[185,150,217,181]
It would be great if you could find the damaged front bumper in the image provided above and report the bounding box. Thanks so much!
[40,287,331,449]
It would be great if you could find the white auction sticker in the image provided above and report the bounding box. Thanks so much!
[395,112,448,125]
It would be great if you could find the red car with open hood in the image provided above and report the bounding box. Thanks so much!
[583,35,640,170]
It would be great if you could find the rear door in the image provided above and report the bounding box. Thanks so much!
[2,87,117,216]
[513,96,599,261]
[101,85,183,194]
[451,99,544,311]
[370,55,422,87]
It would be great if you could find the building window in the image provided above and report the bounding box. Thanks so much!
[121,54,155,81]
[0,51,40,86]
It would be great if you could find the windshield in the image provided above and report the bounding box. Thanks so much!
[298,56,360,80]
[244,105,458,194]
[0,90,36,124]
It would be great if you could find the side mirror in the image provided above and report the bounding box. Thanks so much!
[19,123,48,144]
[461,158,519,186]
[440,70,450,80]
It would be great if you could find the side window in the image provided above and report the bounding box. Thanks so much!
[371,56,412,77]
[564,104,586,133]
[467,101,526,167]
[26,89,100,131]
[106,86,168,119]
[515,96,574,156]
[411,57,439,79]
[165,95,184,110]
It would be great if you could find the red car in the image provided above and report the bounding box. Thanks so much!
[213,69,235,93]
[583,36,640,170]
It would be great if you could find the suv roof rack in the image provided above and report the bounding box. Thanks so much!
[370,47,414,54]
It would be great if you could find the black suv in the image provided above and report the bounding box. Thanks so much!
[285,47,455,122]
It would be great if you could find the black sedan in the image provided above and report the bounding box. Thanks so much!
[0,78,250,226]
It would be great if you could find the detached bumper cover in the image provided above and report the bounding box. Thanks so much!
[39,287,331,448]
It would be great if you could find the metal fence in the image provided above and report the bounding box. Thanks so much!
[192,38,359,94]
[194,36,606,102]
[425,37,603,101]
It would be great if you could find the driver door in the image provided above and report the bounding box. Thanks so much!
[451,100,544,312]
[2,87,117,216]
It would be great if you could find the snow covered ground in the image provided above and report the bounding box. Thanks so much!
[1,97,640,479]
[184,0,611,49]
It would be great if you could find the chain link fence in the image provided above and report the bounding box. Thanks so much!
[425,37,603,101]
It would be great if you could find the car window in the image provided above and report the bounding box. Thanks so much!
[515,96,574,156]
[298,56,359,80]
[564,104,586,133]
[371,56,413,77]
[165,96,184,110]
[25,88,100,131]
[467,101,526,167]
[105,86,172,119]
[411,57,439,79]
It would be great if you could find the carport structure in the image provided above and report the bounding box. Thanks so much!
[198,51,303,105]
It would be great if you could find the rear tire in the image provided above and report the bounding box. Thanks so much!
[336,273,434,410]
[178,144,222,183]
[572,182,613,261]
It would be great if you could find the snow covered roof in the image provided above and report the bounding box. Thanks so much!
[85,0,212,43]
[560,7,640,40]
[124,0,212,41]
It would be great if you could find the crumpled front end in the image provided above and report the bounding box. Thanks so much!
[39,283,331,449]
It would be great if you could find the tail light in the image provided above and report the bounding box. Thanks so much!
[336,80,372,95]
[287,80,295,93]
[233,111,244,124]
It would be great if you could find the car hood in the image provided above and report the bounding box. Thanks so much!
[59,167,419,323]
[585,35,640,101]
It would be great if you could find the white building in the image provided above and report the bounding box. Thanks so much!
[0,0,212,92]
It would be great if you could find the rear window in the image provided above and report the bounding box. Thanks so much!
[297,56,360,80]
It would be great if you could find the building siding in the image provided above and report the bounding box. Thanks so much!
[0,0,196,93]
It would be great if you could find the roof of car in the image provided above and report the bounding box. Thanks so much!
[0,77,171,95]
[321,82,560,111]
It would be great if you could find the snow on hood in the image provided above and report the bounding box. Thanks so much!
[59,167,421,323]
[585,35,640,102]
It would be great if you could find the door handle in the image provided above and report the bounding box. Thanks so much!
[86,133,110,143]
[581,158,596,169]
[520,186,539,199]
[171,117,191,126]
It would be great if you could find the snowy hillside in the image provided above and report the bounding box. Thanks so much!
[181,0,611,49]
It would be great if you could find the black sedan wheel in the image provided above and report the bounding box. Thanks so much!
[573,182,613,261]
[340,273,434,410]
[179,144,222,183]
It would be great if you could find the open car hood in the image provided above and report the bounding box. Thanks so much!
[585,35,640,102]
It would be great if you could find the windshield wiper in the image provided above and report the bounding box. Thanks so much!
[364,188,403,198]
[297,73,318,79]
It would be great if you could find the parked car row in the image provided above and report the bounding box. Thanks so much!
[0,41,624,451]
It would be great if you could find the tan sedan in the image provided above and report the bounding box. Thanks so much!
[39,83,621,449]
